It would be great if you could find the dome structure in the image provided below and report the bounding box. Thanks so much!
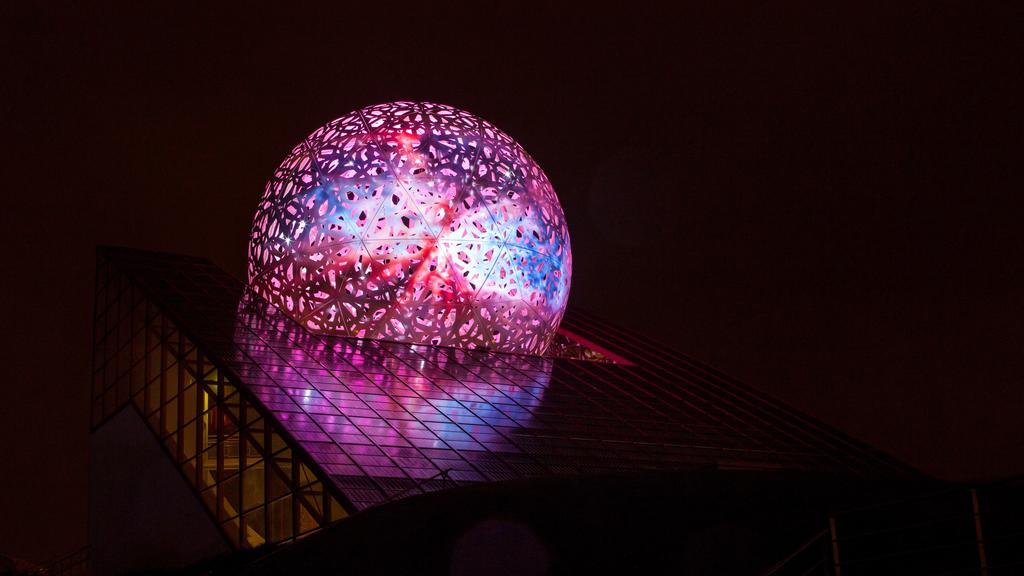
[248,102,572,355]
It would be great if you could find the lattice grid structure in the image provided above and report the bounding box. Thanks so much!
[249,102,571,356]
[92,247,918,549]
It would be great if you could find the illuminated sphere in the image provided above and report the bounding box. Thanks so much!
[248,102,572,355]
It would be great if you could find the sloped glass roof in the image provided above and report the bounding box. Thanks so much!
[95,247,915,517]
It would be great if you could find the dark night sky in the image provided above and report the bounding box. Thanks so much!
[2,2,1022,563]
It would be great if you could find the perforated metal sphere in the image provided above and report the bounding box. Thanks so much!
[248,102,572,355]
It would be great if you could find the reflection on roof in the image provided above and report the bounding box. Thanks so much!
[97,248,915,512]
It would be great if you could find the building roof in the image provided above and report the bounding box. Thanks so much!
[91,247,916,546]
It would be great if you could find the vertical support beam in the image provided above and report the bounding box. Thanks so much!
[971,488,989,576]
[829,515,841,576]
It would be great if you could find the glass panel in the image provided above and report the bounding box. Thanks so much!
[103,362,116,396]
[220,409,239,441]
[146,346,161,386]
[146,407,160,431]
[104,356,116,392]
[163,361,179,403]
[202,365,218,387]
[131,292,145,335]
[198,445,218,490]
[145,376,160,416]
[242,430,264,465]
[161,397,178,437]
[181,457,197,486]
[267,495,293,543]
[223,390,240,415]
[131,387,144,412]
[181,385,198,428]
[130,355,145,396]
[267,460,291,501]
[183,367,196,390]
[245,417,266,456]
[162,433,178,462]
[221,431,240,477]
[162,323,178,349]
[200,385,216,416]
[117,317,131,354]
[145,309,160,344]
[200,485,217,514]
[242,463,265,512]
[297,481,323,517]
[222,386,241,418]
[297,462,316,487]
[242,507,266,549]
[181,419,198,461]
[118,339,131,373]
[221,517,240,548]
[327,496,349,523]
[269,431,289,455]
[199,409,216,452]
[115,374,129,410]
[181,335,195,363]
[240,398,257,425]
[297,500,319,535]
[219,474,240,521]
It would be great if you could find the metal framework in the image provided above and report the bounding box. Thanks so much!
[248,102,571,355]
[92,247,915,550]
[92,252,350,549]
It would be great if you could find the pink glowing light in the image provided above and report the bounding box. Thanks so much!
[248,102,572,355]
